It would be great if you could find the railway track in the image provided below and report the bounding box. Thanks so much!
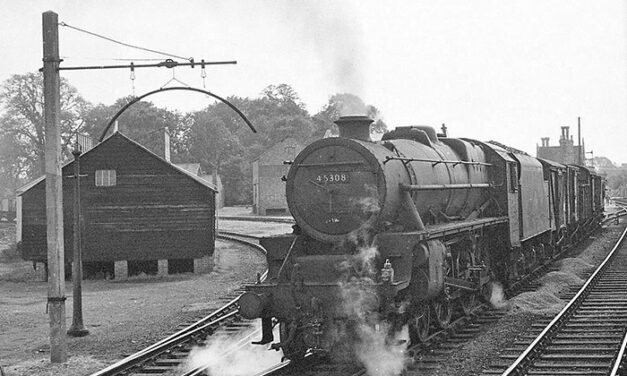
[249,225,609,376]
[482,222,627,376]
[89,213,622,376]
[88,232,267,376]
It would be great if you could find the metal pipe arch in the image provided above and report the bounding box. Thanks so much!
[98,86,256,142]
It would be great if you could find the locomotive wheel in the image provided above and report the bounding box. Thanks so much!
[537,243,546,262]
[409,305,431,344]
[460,293,477,315]
[279,322,308,361]
[432,300,452,329]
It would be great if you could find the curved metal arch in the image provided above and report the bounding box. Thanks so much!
[99,86,256,142]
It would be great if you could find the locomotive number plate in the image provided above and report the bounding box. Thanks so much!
[315,172,350,184]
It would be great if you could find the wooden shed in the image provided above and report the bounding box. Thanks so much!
[16,131,216,279]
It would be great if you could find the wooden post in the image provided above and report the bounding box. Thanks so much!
[67,144,89,337]
[578,116,582,165]
[42,10,67,363]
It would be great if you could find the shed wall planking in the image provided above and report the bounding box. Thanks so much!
[19,133,215,263]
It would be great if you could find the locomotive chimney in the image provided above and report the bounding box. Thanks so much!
[335,115,373,142]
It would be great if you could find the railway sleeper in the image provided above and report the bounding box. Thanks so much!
[532,360,611,368]
[154,358,183,366]
[553,333,624,339]
[524,371,608,376]
[553,322,627,328]
[540,353,616,360]
[545,345,621,351]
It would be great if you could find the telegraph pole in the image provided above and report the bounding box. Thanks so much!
[42,10,67,363]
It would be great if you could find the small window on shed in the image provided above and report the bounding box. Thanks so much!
[95,170,116,187]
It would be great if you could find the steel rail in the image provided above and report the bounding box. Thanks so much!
[88,233,268,376]
[603,206,627,225]
[245,352,318,376]
[610,330,627,375]
[218,230,261,241]
[249,360,293,376]
[89,310,240,376]
[502,223,627,375]
[609,204,627,376]
[180,324,269,376]
[181,349,289,376]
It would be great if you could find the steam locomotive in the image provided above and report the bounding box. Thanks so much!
[238,115,604,359]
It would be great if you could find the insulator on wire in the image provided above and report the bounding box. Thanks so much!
[130,62,136,96]
[201,59,207,88]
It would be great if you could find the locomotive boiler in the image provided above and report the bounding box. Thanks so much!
[238,115,604,359]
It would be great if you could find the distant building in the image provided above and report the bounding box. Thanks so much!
[252,138,303,215]
[17,131,216,279]
[0,188,16,222]
[537,126,585,165]
[200,173,224,209]
[175,163,224,209]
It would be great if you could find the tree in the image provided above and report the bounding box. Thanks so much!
[0,127,32,191]
[177,102,260,205]
[313,93,387,138]
[178,84,318,204]
[0,72,89,177]
[81,97,184,161]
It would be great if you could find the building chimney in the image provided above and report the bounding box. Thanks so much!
[164,127,171,162]
[560,126,569,140]
[334,115,373,141]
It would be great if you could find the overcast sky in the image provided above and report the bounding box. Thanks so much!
[2,1,626,164]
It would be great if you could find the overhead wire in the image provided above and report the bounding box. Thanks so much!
[59,21,192,62]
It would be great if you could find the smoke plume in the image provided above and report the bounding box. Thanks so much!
[277,2,367,96]
[182,322,282,376]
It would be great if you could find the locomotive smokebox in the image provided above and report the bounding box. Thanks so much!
[335,115,374,141]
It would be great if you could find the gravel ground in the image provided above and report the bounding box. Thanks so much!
[2,211,623,376]
[403,220,627,376]
[0,222,267,376]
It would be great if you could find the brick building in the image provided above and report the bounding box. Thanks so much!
[537,126,585,165]
[252,138,303,215]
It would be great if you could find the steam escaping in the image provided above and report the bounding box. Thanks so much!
[489,282,507,309]
[350,195,380,217]
[354,323,408,376]
[347,184,381,245]
[182,322,282,376]
[336,241,407,376]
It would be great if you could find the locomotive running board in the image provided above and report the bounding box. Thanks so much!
[379,216,509,242]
